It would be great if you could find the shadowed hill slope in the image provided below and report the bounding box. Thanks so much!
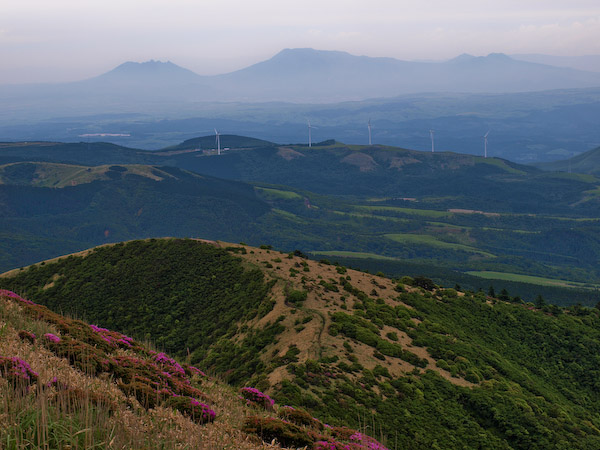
[0,161,270,272]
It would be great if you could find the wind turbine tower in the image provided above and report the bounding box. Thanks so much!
[308,120,317,148]
[484,131,490,158]
[214,129,221,155]
[368,119,372,145]
[429,129,435,153]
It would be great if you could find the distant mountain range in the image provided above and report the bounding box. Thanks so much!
[212,49,600,101]
[1,49,599,165]
[511,54,600,73]
[2,48,600,108]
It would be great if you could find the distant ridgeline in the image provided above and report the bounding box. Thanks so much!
[3,239,600,449]
[2,139,599,214]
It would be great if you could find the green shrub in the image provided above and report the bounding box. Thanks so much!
[286,289,308,305]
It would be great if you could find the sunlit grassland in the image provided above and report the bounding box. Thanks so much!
[255,186,303,200]
[355,205,452,218]
[330,209,410,223]
[466,270,600,290]
[385,233,495,257]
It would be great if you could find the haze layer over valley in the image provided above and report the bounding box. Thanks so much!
[1,49,600,163]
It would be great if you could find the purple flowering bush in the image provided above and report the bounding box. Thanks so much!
[89,324,134,349]
[278,405,324,430]
[165,396,216,424]
[0,356,38,386]
[0,290,216,423]
[153,352,186,376]
[243,411,390,450]
[44,333,61,343]
[0,289,34,305]
[347,432,390,450]
[113,355,210,409]
[185,364,206,378]
[240,386,275,410]
[42,334,112,375]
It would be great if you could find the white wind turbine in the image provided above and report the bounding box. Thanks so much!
[483,131,490,158]
[307,120,318,147]
[214,128,221,155]
[429,129,435,153]
[368,119,372,145]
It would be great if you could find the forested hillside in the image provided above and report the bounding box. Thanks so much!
[0,162,270,272]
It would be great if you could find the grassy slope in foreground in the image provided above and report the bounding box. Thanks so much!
[2,239,600,448]
[0,288,389,450]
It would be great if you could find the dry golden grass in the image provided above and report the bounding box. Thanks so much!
[0,294,288,450]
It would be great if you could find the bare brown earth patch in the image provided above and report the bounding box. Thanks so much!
[43,273,62,290]
[341,152,378,172]
[277,147,305,160]
[222,242,473,389]
[388,156,420,169]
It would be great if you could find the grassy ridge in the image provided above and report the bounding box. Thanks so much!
[3,239,600,448]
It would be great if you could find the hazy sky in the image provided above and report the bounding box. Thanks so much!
[1,0,599,83]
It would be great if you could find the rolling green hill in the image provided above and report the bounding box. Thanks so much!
[162,134,276,151]
[536,146,600,175]
[2,139,600,299]
[0,162,270,272]
[3,138,599,215]
[3,238,600,449]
